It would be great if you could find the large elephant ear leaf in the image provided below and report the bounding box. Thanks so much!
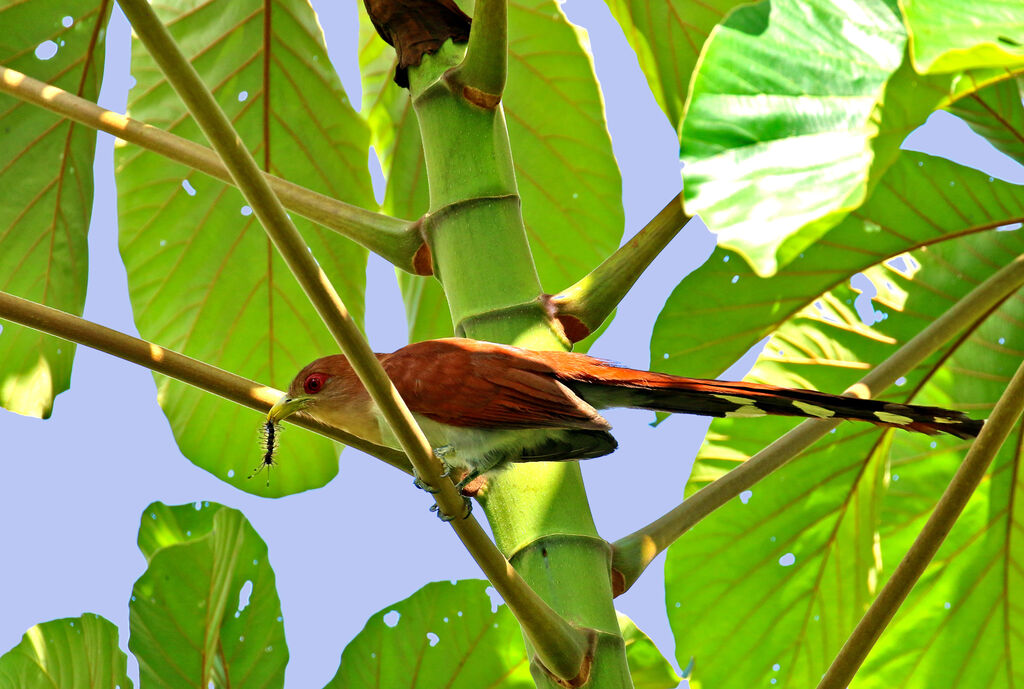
[116,0,376,496]
[678,0,907,276]
[0,1,112,417]
[663,147,1024,687]
[360,0,623,347]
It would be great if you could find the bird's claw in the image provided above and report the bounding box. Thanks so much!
[430,497,473,522]
[412,470,439,494]
[433,446,455,479]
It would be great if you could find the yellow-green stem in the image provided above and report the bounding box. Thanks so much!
[0,65,428,274]
[0,290,408,469]
[551,192,688,341]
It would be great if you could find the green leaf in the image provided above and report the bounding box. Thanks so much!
[663,156,1024,685]
[947,76,1024,166]
[652,151,1024,381]
[0,614,131,689]
[325,580,678,688]
[856,430,1024,686]
[0,1,111,417]
[137,499,219,561]
[325,579,533,688]
[856,298,1024,681]
[116,0,376,496]
[618,612,682,689]
[903,0,1024,73]
[360,0,623,344]
[602,0,748,129]
[680,0,906,276]
[129,501,287,688]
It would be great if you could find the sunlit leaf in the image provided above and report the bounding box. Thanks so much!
[129,501,286,688]
[117,0,375,496]
[903,0,1024,73]
[679,0,906,276]
[0,614,131,689]
[0,1,111,417]
[359,0,623,344]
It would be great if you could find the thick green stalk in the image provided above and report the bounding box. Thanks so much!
[409,43,631,687]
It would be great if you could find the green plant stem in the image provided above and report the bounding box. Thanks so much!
[550,192,689,342]
[818,356,1024,689]
[446,0,506,106]
[400,37,624,682]
[0,290,409,470]
[116,0,583,675]
[0,65,428,275]
[610,252,1024,595]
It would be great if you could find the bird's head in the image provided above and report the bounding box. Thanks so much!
[267,355,367,429]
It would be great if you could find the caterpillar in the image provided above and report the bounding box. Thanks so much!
[247,419,279,487]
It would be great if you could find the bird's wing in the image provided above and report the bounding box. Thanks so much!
[380,339,611,431]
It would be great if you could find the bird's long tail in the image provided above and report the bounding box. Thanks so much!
[561,366,983,439]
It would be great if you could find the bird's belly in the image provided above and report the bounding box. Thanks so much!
[377,416,561,473]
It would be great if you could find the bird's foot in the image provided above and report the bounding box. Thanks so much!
[413,452,458,493]
[411,469,439,494]
[430,496,473,521]
[433,444,455,464]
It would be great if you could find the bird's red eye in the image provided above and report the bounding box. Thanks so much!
[303,373,328,395]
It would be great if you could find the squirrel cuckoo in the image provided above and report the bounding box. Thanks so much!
[267,338,982,494]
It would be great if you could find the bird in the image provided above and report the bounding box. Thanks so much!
[267,337,983,496]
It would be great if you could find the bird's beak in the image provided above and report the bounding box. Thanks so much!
[267,393,313,423]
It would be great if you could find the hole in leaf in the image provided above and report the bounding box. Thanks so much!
[237,580,253,613]
[35,41,58,60]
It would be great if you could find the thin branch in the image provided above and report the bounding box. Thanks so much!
[610,252,1024,595]
[818,356,1024,689]
[0,290,409,470]
[446,0,506,107]
[0,65,430,275]
[548,192,689,342]
[116,1,588,678]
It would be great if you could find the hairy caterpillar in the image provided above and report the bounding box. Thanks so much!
[247,419,279,487]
